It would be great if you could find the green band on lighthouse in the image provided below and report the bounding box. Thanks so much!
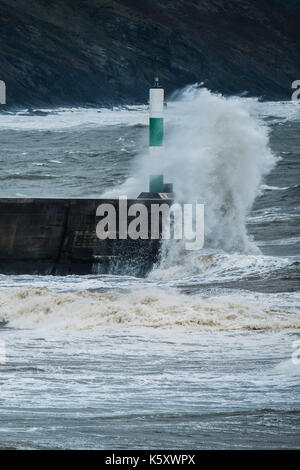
[149,118,164,147]
[149,174,164,193]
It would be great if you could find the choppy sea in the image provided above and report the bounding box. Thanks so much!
[0,88,299,449]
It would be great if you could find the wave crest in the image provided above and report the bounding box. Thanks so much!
[1,287,299,332]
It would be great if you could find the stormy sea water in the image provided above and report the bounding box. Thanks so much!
[0,87,299,449]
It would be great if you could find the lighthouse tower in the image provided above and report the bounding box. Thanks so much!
[149,77,165,193]
[137,77,173,199]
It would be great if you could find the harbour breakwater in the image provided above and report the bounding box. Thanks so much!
[0,197,171,276]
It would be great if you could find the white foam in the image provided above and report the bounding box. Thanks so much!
[0,106,147,131]
[260,184,289,191]
[249,100,300,123]
[149,248,292,282]
[1,286,299,332]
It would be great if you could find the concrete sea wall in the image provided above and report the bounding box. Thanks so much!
[0,198,168,277]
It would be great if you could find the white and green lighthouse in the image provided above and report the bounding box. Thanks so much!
[138,78,173,199]
[149,77,165,193]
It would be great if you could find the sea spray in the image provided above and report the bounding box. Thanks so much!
[105,86,276,256]
[164,86,276,252]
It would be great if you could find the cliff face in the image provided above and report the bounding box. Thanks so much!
[0,0,299,106]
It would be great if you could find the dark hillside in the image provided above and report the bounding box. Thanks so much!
[0,0,299,106]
